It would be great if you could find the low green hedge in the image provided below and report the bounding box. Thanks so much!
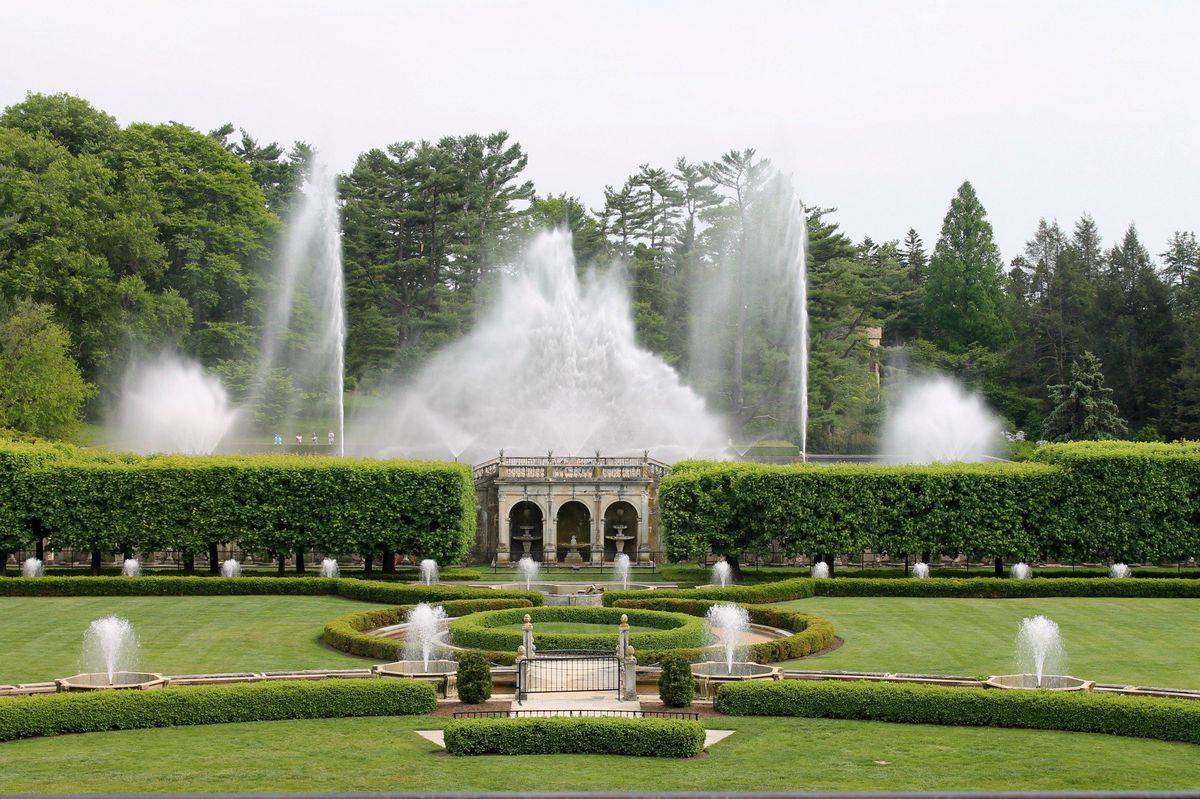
[0,678,436,743]
[603,577,816,607]
[715,680,1200,746]
[322,598,535,660]
[443,717,705,757]
[810,577,1200,598]
[611,598,835,664]
[448,606,707,653]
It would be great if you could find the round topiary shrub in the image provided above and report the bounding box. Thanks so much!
[657,654,694,708]
[456,651,492,704]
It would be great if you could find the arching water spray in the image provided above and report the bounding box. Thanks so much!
[1016,615,1065,688]
[82,616,138,684]
[419,559,439,586]
[22,557,43,578]
[880,375,1003,464]
[706,603,750,675]
[121,559,141,578]
[710,559,732,588]
[111,353,239,455]
[517,556,539,591]
[220,559,241,578]
[403,603,448,670]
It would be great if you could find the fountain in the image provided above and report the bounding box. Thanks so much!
[690,602,780,698]
[517,556,539,591]
[811,561,830,579]
[711,559,732,588]
[121,558,141,578]
[319,558,339,578]
[880,375,1003,464]
[613,553,631,590]
[911,561,930,579]
[374,603,457,693]
[21,557,43,578]
[350,230,727,462]
[605,506,636,557]
[1011,562,1033,580]
[986,615,1091,691]
[110,352,239,455]
[419,559,439,585]
[57,616,164,691]
[1110,563,1132,579]
[220,558,241,578]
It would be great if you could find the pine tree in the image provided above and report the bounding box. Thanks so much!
[923,181,1011,352]
[899,228,927,281]
[1042,351,1128,441]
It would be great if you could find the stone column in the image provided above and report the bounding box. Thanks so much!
[590,495,603,565]
[498,499,512,565]
[637,493,651,563]
[543,495,556,564]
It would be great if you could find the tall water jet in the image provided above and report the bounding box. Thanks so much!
[1015,615,1065,688]
[613,553,631,590]
[352,230,726,462]
[517,556,539,591]
[689,173,808,457]
[911,561,930,579]
[710,559,732,588]
[1109,563,1131,579]
[110,352,239,454]
[121,559,141,578]
[247,159,346,454]
[1011,562,1033,580]
[403,603,448,670]
[220,558,241,578]
[811,561,830,579]
[880,375,1003,464]
[419,559,439,586]
[319,558,340,578]
[706,603,750,675]
[22,557,44,578]
[82,616,138,684]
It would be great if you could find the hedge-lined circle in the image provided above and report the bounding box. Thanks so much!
[448,606,707,653]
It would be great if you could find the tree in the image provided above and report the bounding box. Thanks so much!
[0,300,94,438]
[0,92,119,156]
[923,181,1011,352]
[1042,351,1128,441]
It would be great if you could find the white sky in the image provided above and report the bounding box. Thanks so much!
[3,0,1197,260]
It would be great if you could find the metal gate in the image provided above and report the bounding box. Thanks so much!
[515,651,621,702]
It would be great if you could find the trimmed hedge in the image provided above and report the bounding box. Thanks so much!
[443,717,705,757]
[448,606,707,653]
[322,597,536,660]
[604,577,815,607]
[0,678,436,743]
[658,654,695,707]
[714,679,1200,746]
[661,442,1200,566]
[810,576,1200,598]
[611,597,835,664]
[455,651,492,704]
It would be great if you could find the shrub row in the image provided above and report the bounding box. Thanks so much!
[610,598,835,664]
[0,439,476,569]
[0,679,436,743]
[443,717,706,757]
[714,679,1200,746]
[603,577,815,607]
[810,577,1200,598]
[447,606,708,653]
[322,598,536,660]
[661,442,1200,565]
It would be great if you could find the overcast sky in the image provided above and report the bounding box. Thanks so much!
[3,0,1197,260]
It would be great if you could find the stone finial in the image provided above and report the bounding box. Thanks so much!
[523,613,532,630]
[517,644,526,657]
[619,613,629,629]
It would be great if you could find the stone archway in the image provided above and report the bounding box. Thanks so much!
[509,500,545,561]
[555,501,592,562]
[602,501,639,562]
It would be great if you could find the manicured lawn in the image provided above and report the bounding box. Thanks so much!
[2,715,1198,793]
[778,596,1200,688]
[0,595,383,684]
[494,621,660,635]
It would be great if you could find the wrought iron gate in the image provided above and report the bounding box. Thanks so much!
[515,651,621,702]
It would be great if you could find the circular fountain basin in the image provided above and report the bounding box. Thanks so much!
[55,671,166,691]
[689,661,780,699]
[985,673,1093,691]
[492,582,657,606]
[373,659,458,678]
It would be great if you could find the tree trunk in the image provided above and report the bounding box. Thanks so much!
[994,557,1004,577]
[381,549,395,574]
[208,542,219,574]
[724,552,743,580]
[903,553,910,576]
[183,551,195,575]
[295,547,306,574]
[363,553,374,576]
[122,546,133,560]
[90,549,102,576]
[35,537,44,561]
[277,553,286,574]
[921,550,931,567]
[1,550,9,577]
[823,553,835,577]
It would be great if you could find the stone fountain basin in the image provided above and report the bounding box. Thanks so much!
[690,661,781,679]
[373,660,458,678]
[55,671,167,691]
[986,673,1093,691]
[491,582,657,594]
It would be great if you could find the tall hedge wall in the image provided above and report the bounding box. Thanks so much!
[661,443,1200,564]
[0,440,475,566]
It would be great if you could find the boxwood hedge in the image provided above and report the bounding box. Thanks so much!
[443,717,705,757]
[447,606,707,653]
[714,679,1200,746]
[0,678,436,743]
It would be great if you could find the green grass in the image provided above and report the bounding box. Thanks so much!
[494,621,659,635]
[0,595,383,684]
[2,715,1198,793]
[777,596,1200,687]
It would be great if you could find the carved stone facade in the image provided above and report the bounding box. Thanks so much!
[473,455,668,564]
